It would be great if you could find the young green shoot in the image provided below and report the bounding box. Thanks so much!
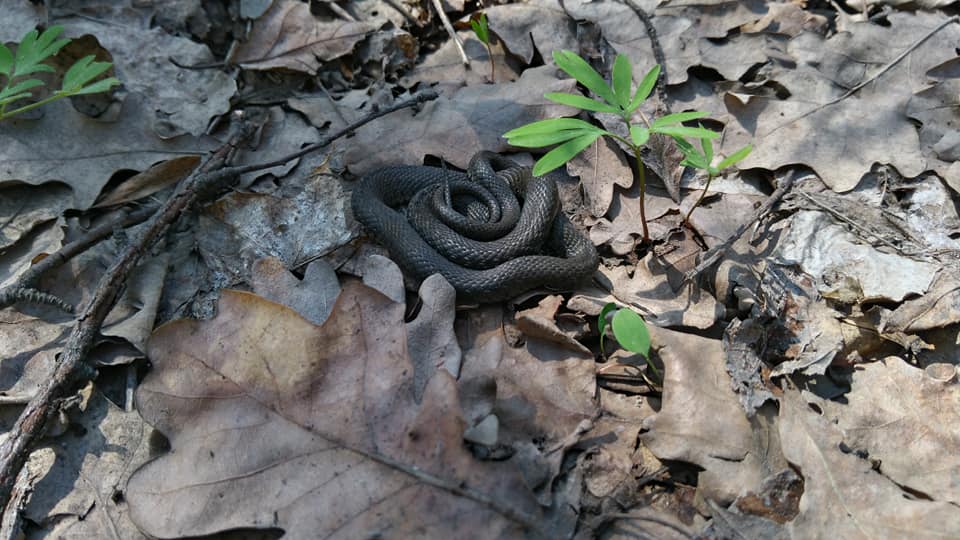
[599,302,657,379]
[0,25,120,121]
[469,13,494,83]
[674,134,752,223]
[504,50,719,242]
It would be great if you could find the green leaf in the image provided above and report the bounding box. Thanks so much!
[702,133,714,163]
[552,50,617,107]
[0,78,43,100]
[504,117,601,137]
[69,77,120,95]
[598,302,618,356]
[531,132,601,176]
[652,125,719,139]
[627,64,660,112]
[0,92,34,107]
[611,308,650,358]
[611,55,632,110]
[61,55,113,92]
[470,13,489,44]
[0,44,13,77]
[716,144,753,170]
[651,110,709,128]
[13,26,68,77]
[506,128,597,148]
[629,125,649,146]
[544,92,621,114]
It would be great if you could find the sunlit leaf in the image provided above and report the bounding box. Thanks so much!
[552,50,617,107]
[630,125,650,146]
[69,77,120,95]
[506,128,597,148]
[627,64,660,112]
[716,144,753,170]
[504,117,601,137]
[598,302,619,356]
[611,308,650,358]
[611,54,632,110]
[0,45,13,77]
[531,132,601,176]
[651,111,709,128]
[652,125,719,139]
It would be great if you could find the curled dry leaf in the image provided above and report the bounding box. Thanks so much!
[128,284,543,538]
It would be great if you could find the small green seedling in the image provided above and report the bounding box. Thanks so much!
[504,50,728,242]
[469,12,494,83]
[674,132,753,223]
[598,302,657,378]
[0,25,120,121]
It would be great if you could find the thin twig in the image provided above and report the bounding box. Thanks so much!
[0,89,439,510]
[764,15,959,137]
[429,0,469,65]
[831,15,959,104]
[684,171,799,283]
[383,0,421,27]
[0,205,157,311]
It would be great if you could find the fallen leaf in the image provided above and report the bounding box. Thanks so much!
[233,0,374,74]
[641,326,787,504]
[780,388,960,538]
[22,388,152,539]
[816,356,960,504]
[128,285,546,538]
[345,65,577,175]
[0,97,216,210]
[730,12,960,191]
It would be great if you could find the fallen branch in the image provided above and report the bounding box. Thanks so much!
[0,89,439,511]
[684,170,800,283]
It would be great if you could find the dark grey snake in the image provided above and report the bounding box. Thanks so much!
[351,152,599,302]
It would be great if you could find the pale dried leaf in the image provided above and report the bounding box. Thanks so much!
[250,257,342,325]
[128,285,543,538]
[780,389,960,539]
[0,97,215,210]
[65,20,236,138]
[234,0,374,74]
[345,66,577,174]
[815,356,960,504]
[0,181,72,251]
[642,326,788,505]
[22,389,152,539]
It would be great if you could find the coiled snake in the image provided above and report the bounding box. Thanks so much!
[351,151,599,302]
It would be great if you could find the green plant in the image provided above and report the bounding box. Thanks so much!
[598,302,657,378]
[504,50,726,242]
[674,132,753,223]
[0,25,120,121]
[469,12,494,83]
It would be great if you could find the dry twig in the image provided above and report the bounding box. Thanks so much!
[429,0,469,65]
[684,170,799,283]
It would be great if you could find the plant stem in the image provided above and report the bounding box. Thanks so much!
[487,43,495,83]
[633,146,649,242]
[0,92,69,121]
[683,172,713,224]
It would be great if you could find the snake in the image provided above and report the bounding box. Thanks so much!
[351,151,599,303]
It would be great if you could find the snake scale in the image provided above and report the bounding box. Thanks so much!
[351,151,599,302]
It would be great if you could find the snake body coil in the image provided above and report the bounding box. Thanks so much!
[351,152,599,302]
